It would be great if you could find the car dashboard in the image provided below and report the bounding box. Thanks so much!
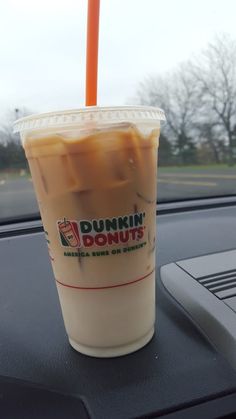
[1,199,236,418]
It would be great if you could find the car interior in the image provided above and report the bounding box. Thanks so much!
[1,1,236,418]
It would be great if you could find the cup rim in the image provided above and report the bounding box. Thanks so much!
[13,105,166,134]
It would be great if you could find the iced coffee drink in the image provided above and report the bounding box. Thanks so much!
[15,107,165,357]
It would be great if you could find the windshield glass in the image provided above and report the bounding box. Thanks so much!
[1,0,236,221]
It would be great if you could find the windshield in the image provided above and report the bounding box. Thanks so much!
[1,0,236,222]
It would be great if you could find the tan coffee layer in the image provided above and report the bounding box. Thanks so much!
[25,123,159,352]
[24,125,159,157]
[26,125,158,288]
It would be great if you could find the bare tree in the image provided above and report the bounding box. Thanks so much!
[190,34,236,165]
[136,65,199,164]
[195,122,223,164]
[0,107,31,145]
[0,108,32,170]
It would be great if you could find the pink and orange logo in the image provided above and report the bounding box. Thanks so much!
[58,219,81,248]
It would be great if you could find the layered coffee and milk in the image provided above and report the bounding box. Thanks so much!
[23,119,160,357]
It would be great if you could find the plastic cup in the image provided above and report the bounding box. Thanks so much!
[14,106,165,357]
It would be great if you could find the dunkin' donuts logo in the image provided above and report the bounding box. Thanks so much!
[58,219,81,248]
[57,213,146,248]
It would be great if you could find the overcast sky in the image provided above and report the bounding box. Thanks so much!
[1,0,236,119]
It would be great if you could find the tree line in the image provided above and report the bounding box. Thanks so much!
[136,34,236,166]
[1,35,236,170]
[0,109,29,171]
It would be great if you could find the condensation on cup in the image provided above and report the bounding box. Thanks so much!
[14,106,165,357]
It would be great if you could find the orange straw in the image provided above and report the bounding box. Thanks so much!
[86,0,100,106]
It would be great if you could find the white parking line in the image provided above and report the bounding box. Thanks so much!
[159,173,236,180]
[158,178,217,187]
[0,180,5,186]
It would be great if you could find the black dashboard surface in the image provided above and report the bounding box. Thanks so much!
[1,204,236,418]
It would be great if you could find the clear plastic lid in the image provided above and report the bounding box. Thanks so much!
[13,106,165,134]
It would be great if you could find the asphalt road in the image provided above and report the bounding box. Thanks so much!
[0,178,38,220]
[1,168,236,219]
[158,168,236,201]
